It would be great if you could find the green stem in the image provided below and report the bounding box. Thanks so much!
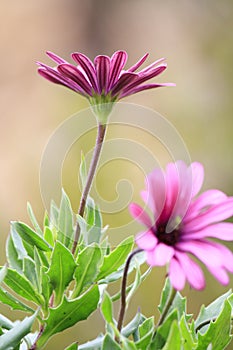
[116,249,143,337]
[156,286,177,328]
[72,123,107,255]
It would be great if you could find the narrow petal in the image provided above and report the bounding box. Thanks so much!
[207,265,229,285]
[182,222,233,241]
[175,251,205,290]
[127,53,149,72]
[111,72,138,97]
[108,50,128,89]
[184,198,233,232]
[136,230,158,251]
[94,55,110,93]
[121,83,175,98]
[153,243,174,266]
[129,203,152,227]
[46,51,67,64]
[169,257,186,290]
[57,64,92,95]
[138,57,166,74]
[190,162,204,197]
[72,52,98,92]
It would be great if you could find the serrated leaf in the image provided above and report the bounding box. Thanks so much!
[180,315,197,349]
[0,288,34,313]
[150,309,178,350]
[58,189,74,248]
[168,291,187,320]
[102,334,121,350]
[11,222,52,252]
[97,236,134,280]
[27,202,43,236]
[0,310,38,350]
[162,320,181,350]
[47,241,76,306]
[4,268,44,305]
[195,289,232,331]
[101,291,114,324]
[73,244,102,297]
[37,285,99,348]
[196,300,232,350]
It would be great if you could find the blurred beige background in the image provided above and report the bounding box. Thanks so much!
[1,1,233,349]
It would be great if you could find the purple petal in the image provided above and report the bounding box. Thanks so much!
[94,55,110,93]
[136,230,158,251]
[183,222,233,241]
[208,241,233,272]
[207,265,229,285]
[190,162,204,197]
[111,72,138,97]
[153,243,174,266]
[145,168,166,219]
[46,51,67,64]
[175,251,205,290]
[121,83,175,98]
[169,257,186,290]
[127,53,149,72]
[138,57,166,74]
[108,51,128,90]
[184,198,233,232]
[57,64,92,95]
[72,52,98,92]
[129,203,152,227]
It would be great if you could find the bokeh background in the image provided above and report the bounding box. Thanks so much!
[1,0,233,349]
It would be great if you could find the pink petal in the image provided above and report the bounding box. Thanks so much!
[72,52,98,92]
[129,203,152,227]
[207,265,229,285]
[138,57,166,74]
[136,230,158,251]
[190,162,204,197]
[153,243,174,266]
[57,64,92,95]
[175,251,205,290]
[46,51,67,64]
[183,222,233,241]
[127,53,149,73]
[184,198,233,232]
[121,83,175,98]
[169,257,186,290]
[108,51,128,89]
[145,168,166,220]
[111,72,138,97]
[208,241,233,273]
[94,55,110,93]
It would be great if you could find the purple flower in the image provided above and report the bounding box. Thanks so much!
[37,50,174,122]
[130,161,233,290]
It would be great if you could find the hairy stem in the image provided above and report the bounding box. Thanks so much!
[72,123,107,254]
[117,249,143,337]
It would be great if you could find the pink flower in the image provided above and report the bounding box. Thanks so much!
[130,161,233,290]
[37,50,174,103]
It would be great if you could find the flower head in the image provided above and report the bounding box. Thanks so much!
[130,161,233,290]
[37,50,174,123]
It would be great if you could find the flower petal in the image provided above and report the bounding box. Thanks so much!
[46,51,67,64]
[190,162,204,197]
[94,55,110,93]
[136,230,158,251]
[129,203,152,227]
[169,257,186,290]
[72,52,98,92]
[146,243,174,266]
[182,222,233,241]
[121,83,175,98]
[138,57,166,74]
[207,265,229,285]
[127,53,149,72]
[175,251,205,290]
[57,64,92,95]
[108,50,128,89]
[111,72,138,97]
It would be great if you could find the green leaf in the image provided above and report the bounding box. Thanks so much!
[0,265,7,284]
[101,291,114,324]
[122,338,137,350]
[195,289,232,331]
[6,234,23,273]
[102,334,121,350]
[179,315,197,350]
[97,236,134,280]
[0,315,13,330]
[58,189,74,247]
[196,300,232,350]
[44,226,54,249]
[135,317,154,349]
[169,291,187,320]
[150,309,178,350]
[73,244,102,297]
[50,200,59,228]
[37,285,100,348]
[65,343,78,350]
[0,288,34,313]
[23,257,39,291]
[158,278,172,314]
[11,222,52,252]
[27,202,43,235]
[47,241,77,306]
[4,268,44,305]
[0,310,38,350]
[41,267,51,311]
[34,247,42,293]
[162,320,181,350]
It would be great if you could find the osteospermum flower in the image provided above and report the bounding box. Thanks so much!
[37,50,174,123]
[129,161,233,290]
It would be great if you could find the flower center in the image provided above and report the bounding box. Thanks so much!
[156,225,180,246]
